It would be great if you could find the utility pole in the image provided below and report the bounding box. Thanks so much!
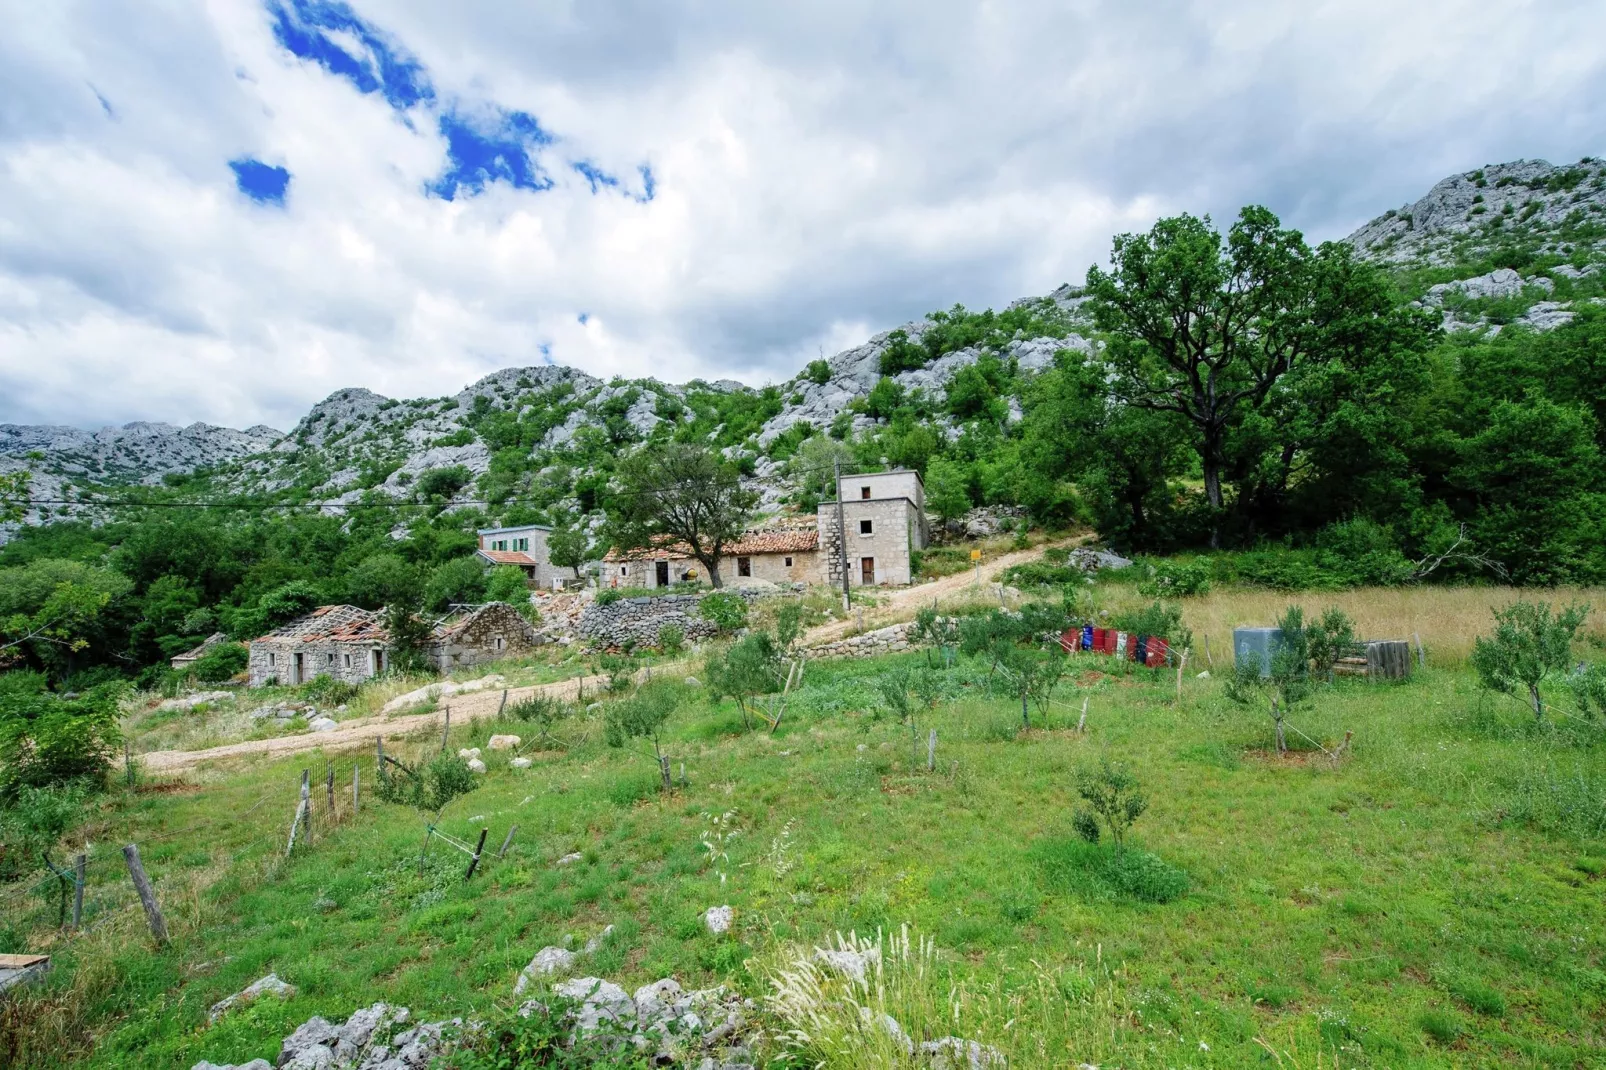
[833,459,851,613]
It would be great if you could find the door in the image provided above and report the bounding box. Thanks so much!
[372,649,384,676]
[293,652,304,685]
[861,557,876,585]
[655,560,670,587]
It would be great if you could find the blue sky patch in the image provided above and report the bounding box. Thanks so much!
[268,0,433,111]
[572,161,619,195]
[429,108,554,200]
[637,165,657,203]
[231,158,292,205]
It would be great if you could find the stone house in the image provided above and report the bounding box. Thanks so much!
[169,632,231,671]
[817,469,928,587]
[247,602,539,687]
[603,529,820,588]
[476,523,574,590]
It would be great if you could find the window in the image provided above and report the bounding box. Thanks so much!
[495,636,505,651]
[859,519,874,535]
[620,566,628,577]
[343,653,352,668]
[495,539,508,551]
[326,653,335,665]
[267,652,275,667]
[737,556,752,577]
[784,556,793,567]
[516,538,529,551]
[861,486,872,499]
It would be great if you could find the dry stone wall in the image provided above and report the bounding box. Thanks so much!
[578,593,749,649]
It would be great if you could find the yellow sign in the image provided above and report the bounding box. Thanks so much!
[970,549,982,561]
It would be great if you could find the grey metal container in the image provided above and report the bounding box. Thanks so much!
[1233,627,1284,677]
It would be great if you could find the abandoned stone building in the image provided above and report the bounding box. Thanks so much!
[169,632,231,672]
[476,522,574,589]
[247,602,539,687]
[603,529,820,588]
[817,468,928,587]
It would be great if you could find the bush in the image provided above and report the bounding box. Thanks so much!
[1032,839,1189,904]
[414,465,473,500]
[1108,600,1192,653]
[1136,557,1211,598]
[0,681,122,794]
[596,586,653,607]
[804,359,832,385]
[302,674,361,707]
[190,642,248,682]
[1071,809,1101,843]
[657,624,685,654]
[1000,561,1078,588]
[698,591,748,633]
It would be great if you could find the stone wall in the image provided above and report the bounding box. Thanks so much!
[804,621,919,659]
[248,639,384,688]
[578,594,725,649]
[818,498,920,586]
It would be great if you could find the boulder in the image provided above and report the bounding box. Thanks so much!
[457,747,481,759]
[510,757,533,769]
[307,717,338,733]
[207,972,295,1023]
[814,945,879,984]
[704,905,733,935]
[487,734,521,751]
[514,947,577,993]
[583,924,615,954]
[192,1062,272,1070]
[556,852,584,866]
[466,758,487,774]
[552,977,636,1034]
[920,1037,1008,1068]
[157,691,233,712]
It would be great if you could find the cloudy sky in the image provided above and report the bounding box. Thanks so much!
[2,0,1604,432]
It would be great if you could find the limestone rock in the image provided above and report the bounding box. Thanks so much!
[583,924,614,954]
[157,691,233,712]
[920,1036,1008,1068]
[704,905,733,935]
[487,734,521,751]
[466,758,487,774]
[515,947,577,993]
[307,717,338,733]
[814,945,880,984]
[510,757,532,769]
[457,747,481,759]
[552,977,636,1034]
[191,1061,272,1070]
[207,972,295,1023]
[556,852,583,866]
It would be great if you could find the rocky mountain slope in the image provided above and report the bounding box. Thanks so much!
[4,157,1602,541]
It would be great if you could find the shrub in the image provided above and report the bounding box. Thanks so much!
[656,624,685,654]
[414,465,473,500]
[877,328,927,375]
[1136,557,1211,598]
[1108,600,1192,653]
[1307,606,1360,678]
[805,359,832,385]
[1074,759,1148,848]
[376,750,477,814]
[1032,838,1189,904]
[0,680,122,794]
[698,591,748,633]
[1071,809,1101,843]
[190,642,247,683]
[1000,561,1078,588]
[302,674,360,707]
[1471,601,1591,721]
[1104,847,1191,903]
[596,586,653,607]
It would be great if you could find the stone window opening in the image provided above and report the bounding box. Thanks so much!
[859,519,874,535]
[343,653,352,668]
[737,556,752,577]
[495,636,505,651]
[784,556,793,567]
[326,653,335,666]
[267,652,276,668]
[860,486,871,499]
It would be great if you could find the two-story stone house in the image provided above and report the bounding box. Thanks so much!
[475,523,574,589]
[817,469,928,587]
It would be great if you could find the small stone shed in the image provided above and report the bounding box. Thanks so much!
[169,632,230,672]
[603,529,820,588]
[247,603,540,687]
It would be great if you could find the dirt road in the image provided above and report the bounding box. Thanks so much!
[138,671,613,774]
[800,538,1081,646]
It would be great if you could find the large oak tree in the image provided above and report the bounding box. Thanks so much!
[606,443,758,588]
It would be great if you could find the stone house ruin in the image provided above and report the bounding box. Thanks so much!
[817,469,928,587]
[247,602,538,687]
[169,632,231,671]
[476,523,573,590]
[603,529,820,588]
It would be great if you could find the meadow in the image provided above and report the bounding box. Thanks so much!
[2,584,1605,1069]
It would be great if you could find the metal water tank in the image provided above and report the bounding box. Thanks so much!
[1233,627,1284,677]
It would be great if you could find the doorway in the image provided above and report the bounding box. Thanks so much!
[372,649,385,676]
[293,652,304,685]
[860,557,875,585]
[655,560,670,587]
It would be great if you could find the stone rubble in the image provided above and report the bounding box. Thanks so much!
[157,691,234,712]
[207,973,296,1023]
[704,905,734,935]
[380,674,506,715]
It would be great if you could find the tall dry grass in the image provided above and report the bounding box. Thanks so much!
[1164,585,1606,666]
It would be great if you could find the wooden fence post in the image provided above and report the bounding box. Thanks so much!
[124,742,134,789]
[1414,632,1426,670]
[1176,649,1189,707]
[121,844,168,947]
[927,728,936,773]
[325,765,335,818]
[1203,635,1214,669]
[464,828,489,881]
[301,769,311,839]
[498,689,508,717]
[376,737,385,790]
[441,704,450,752]
[497,824,519,859]
[72,853,86,929]
[352,764,360,815]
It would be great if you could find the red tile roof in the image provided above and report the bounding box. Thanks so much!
[256,604,388,644]
[478,549,539,566]
[604,528,818,562]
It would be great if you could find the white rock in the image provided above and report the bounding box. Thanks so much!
[683,676,701,688]
[157,691,233,712]
[814,946,880,984]
[920,1036,1008,1069]
[583,924,615,954]
[466,758,487,774]
[552,977,636,1034]
[207,973,296,1023]
[487,734,521,750]
[514,947,577,993]
[307,717,338,733]
[704,905,734,935]
[860,1007,913,1054]
[634,977,683,1029]
[458,747,481,759]
[556,852,584,866]
[510,757,533,769]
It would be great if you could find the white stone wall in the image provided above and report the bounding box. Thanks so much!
[818,499,919,586]
[610,550,815,588]
[248,640,384,687]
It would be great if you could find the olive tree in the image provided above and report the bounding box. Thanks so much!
[1471,601,1591,722]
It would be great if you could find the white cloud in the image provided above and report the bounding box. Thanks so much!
[1,0,1603,431]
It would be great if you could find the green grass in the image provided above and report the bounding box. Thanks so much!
[4,650,1606,1067]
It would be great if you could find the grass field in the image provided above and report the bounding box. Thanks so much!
[3,586,1605,1068]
